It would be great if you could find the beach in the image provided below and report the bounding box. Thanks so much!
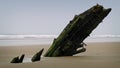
[0,42,120,68]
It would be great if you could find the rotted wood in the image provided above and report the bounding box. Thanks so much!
[44,4,111,57]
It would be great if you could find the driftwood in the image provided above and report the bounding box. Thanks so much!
[10,54,25,63]
[19,54,25,63]
[31,48,44,62]
[44,4,111,57]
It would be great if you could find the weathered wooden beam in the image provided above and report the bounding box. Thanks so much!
[31,48,44,62]
[44,4,111,57]
[10,54,25,63]
[19,54,25,63]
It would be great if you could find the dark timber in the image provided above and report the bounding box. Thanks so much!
[44,4,111,57]
[31,48,44,62]
[10,54,25,63]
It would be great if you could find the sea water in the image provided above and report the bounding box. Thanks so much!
[0,35,120,63]
[0,35,56,46]
[0,35,120,46]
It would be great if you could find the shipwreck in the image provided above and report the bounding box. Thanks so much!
[44,4,111,57]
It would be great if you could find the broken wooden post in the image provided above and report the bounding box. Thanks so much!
[31,48,44,62]
[10,56,19,63]
[19,54,25,63]
[44,4,111,57]
[10,54,25,63]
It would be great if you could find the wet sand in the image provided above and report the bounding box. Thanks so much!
[0,42,120,68]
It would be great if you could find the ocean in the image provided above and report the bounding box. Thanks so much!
[0,35,120,46]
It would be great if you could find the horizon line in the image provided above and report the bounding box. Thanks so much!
[0,34,120,39]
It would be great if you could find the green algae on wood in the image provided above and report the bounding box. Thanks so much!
[44,4,111,57]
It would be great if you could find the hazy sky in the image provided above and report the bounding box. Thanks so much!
[0,0,119,35]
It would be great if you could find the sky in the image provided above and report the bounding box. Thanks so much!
[0,0,120,35]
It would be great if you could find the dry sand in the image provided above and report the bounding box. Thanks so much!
[0,42,120,68]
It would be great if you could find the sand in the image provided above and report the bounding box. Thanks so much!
[0,42,120,68]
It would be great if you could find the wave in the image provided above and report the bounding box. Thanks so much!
[0,35,120,46]
[0,35,57,40]
[0,35,120,40]
[90,35,120,38]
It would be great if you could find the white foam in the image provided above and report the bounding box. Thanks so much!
[0,35,120,46]
[90,35,120,38]
[0,34,120,40]
[0,35,58,40]
[0,35,120,39]
[23,58,31,63]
